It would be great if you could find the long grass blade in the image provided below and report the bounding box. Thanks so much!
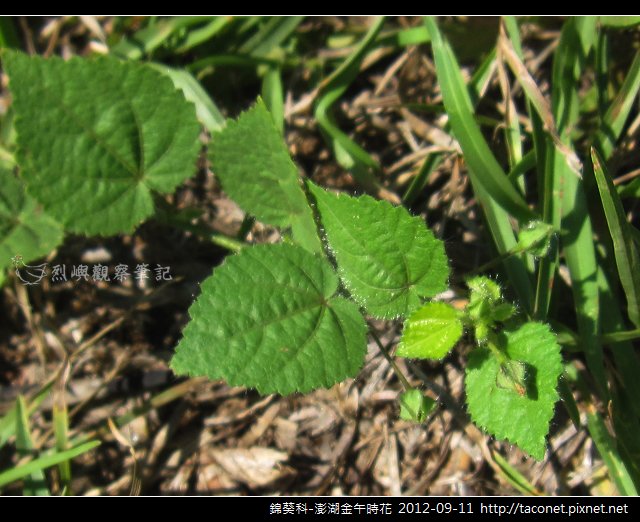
[587,408,638,495]
[425,16,533,310]
[15,396,49,495]
[592,148,640,327]
[151,64,225,133]
[425,17,534,223]
[0,441,100,491]
[315,17,386,194]
[549,17,605,394]
[0,383,51,450]
[53,404,71,493]
[595,51,640,160]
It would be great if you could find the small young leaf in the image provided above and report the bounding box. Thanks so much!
[397,302,463,360]
[4,51,200,235]
[171,243,367,395]
[210,99,321,253]
[308,182,449,319]
[466,276,515,342]
[0,168,62,271]
[399,389,436,423]
[517,220,554,258]
[467,275,502,305]
[465,322,563,460]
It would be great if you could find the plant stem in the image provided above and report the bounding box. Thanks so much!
[369,328,412,391]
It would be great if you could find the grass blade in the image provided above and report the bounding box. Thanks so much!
[492,451,542,495]
[239,16,304,58]
[0,383,51,450]
[587,409,638,495]
[315,17,386,194]
[262,66,284,134]
[151,64,225,133]
[53,404,71,493]
[503,16,558,319]
[402,153,443,205]
[548,17,605,394]
[598,264,640,419]
[591,148,640,327]
[0,441,100,491]
[175,16,231,54]
[0,17,20,49]
[595,51,640,160]
[425,17,534,223]
[402,47,498,205]
[111,17,213,59]
[15,396,49,495]
[425,16,533,310]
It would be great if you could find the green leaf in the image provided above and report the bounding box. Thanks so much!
[308,182,449,319]
[171,243,367,395]
[465,322,563,460]
[0,168,62,271]
[399,389,436,423]
[210,98,321,253]
[3,51,200,236]
[397,302,462,360]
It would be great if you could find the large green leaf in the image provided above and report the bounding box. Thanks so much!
[171,243,367,395]
[3,51,201,235]
[210,98,321,253]
[465,322,563,460]
[0,168,62,271]
[308,182,449,319]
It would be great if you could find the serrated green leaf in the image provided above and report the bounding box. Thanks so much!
[399,389,436,423]
[171,243,367,395]
[465,322,563,460]
[3,51,200,235]
[210,98,321,253]
[0,168,62,271]
[397,302,462,360]
[308,182,449,319]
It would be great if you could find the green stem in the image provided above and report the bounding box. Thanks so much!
[485,334,508,365]
[369,328,412,391]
